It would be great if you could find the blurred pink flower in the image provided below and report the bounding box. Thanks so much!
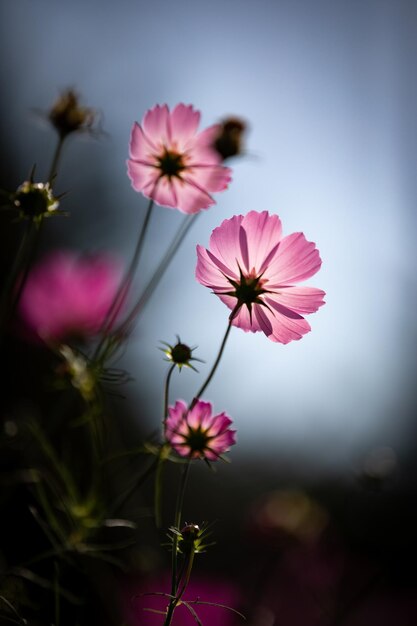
[127,103,232,214]
[124,573,241,626]
[196,210,325,344]
[18,250,122,342]
[166,399,236,461]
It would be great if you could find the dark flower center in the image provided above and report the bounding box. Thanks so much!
[229,272,267,307]
[235,276,263,304]
[158,149,185,178]
[186,428,209,453]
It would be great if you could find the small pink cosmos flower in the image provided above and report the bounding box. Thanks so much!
[18,250,123,342]
[196,210,325,344]
[127,103,232,214]
[165,399,236,461]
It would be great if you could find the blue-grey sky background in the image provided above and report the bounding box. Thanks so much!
[1,0,416,473]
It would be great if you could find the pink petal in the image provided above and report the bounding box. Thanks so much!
[228,301,263,332]
[240,211,283,274]
[129,122,158,164]
[195,246,236,291]
[185,164,232,193]
[127,160,159,195]
[170,177,215,214]
[269,287,326,314]
[142,104,169,148]
[265,232,322,285]
[206,413,233,437]
[254,304,274,336]
[151,176,178,209]
[185,125,222,165]
[264,297,312,343]
[209,214,245,274]
[187,400,212,429]
[168,104,201,148]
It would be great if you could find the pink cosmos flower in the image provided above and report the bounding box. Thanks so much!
[18,250,123,342]
[127,103,232,214]
[196,210,325,344]
[165,399,236,461]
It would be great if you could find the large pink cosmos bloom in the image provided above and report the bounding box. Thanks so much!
[18,250,123,342]
[166,399,236,461]
[127,103,232,214]
[196,210,325,344]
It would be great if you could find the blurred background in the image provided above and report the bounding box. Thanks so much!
[1,0,417,624]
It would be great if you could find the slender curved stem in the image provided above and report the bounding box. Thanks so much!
[9,219,43,321]
[191,304,239,407]
[0,221,33,332]
[48,136,66,184]
[164,364,176,421]
[93,197,154,361]
[120,213,198,338]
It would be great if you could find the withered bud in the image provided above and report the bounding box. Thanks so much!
[213,117,247,160]
[49,89,96,138]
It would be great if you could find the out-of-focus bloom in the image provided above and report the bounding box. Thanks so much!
[358,446,397,491]
[127,103,232,214]
[213,116,247,160]
[18,251,123,342]
[48,89,97,138]
[13,180,59,221]
[125,573,241,626]
[196,210,325,344]
[165,399,236,461]
[249,490,328,546]
[160,336,202,371]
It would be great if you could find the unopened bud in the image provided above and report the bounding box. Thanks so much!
[14,181,59,221]
[213,117,247,160]
[49,89,96,138]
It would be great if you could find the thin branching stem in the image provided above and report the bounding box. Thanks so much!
[120,213,198,336]
[164,461,191,626]
[93,197,154,361]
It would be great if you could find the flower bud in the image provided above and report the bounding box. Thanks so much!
[14,180,59,221]
[160,336,201,371]
[48,89,96,138]
[174,522,212,554]
[213,117,247,160]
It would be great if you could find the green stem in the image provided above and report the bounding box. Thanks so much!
[164,461,191,626]
[0,220,33,332]
[154,452,165,529]
[164,364,176,421]
[48,135,66,184]
[191,304,239,407]
[120,213,198,337]
[177,547,195,601]
[93,197,154,361]
[154,363,176,527]
[10,218,43,316]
